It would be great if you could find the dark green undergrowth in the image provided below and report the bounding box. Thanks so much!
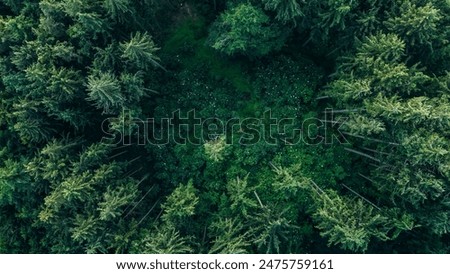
[0,0,449,254]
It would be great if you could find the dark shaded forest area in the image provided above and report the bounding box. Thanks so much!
[0,0,449,254]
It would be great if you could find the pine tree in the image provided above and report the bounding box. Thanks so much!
[250,206,296,254]
[227,175,257,216]
[161,180,199,227]
[133,224,193,254]
[204,135,228,162]
[208,218,250,254]
[342,114,385,136]
[207,3,287,57]
[120,32,162,70]
[385,2,442,48]
[86,71,124,114]
[312,190,391,252]
[262,0,303,24]
[103,0,131,23]
[326,6,450,251]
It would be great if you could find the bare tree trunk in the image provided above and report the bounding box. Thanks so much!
[342,132,399,145]
[322,109,361,114]
[254,191,265,209]
[344,147,381,162]
[137,198,160,226]
[341,183,381,210]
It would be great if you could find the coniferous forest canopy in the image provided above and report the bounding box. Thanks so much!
[0,0,449,254]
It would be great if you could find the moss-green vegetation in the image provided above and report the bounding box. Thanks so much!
[164,18,252,94]
[0,0,449,254]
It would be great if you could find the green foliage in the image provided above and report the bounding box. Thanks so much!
[87,72,123,113]
[357,33,406,63]
[385,2,442,47]
[207,3,286,57]
[316,0,355,31]
[98,183,138,221]
[262,0,303,24]
[0,0,449,255]
[0,159,29,206]
[313,190,391,252]
[250,206,297,254]
[208,218,250,254]
[342,114,385,136]
[163,18,253,93]
[253,56,321,117]
[103,0,131,22]
[271,164,310,196]
[325,0,450,253]
[120,32,162,70]
[204,135,228,162]
[227,175,257,216]
[161,180,199,226]
[132,225,193,254]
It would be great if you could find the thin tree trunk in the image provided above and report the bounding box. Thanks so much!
[109,150,128,159]
[341,183,381,210]
[362,147,392,156]
[137,199,160,226]
[342,132,399,145]
[123,185,155,219]
[254,191,265,209]
[322,109,361,114]
[358,173,377,185]
[344,147,381,162]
